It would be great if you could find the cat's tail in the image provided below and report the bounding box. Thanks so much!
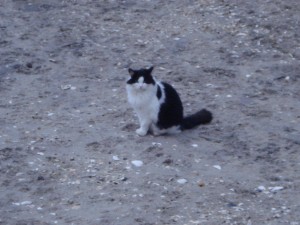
[180,109,213,130]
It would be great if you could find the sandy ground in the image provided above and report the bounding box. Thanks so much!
[1,0,300,224]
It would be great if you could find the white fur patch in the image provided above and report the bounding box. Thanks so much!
[156,81,166,104]
[126,82,159,135]
[138,76,144,83]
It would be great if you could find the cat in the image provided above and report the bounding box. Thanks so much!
[126,66,212,136]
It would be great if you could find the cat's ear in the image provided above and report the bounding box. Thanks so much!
[128,68,135,76]
[148,66,154,74]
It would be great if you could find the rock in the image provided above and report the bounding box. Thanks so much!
[112,155,120,161]
[163,159,173,165]
[26,62,33,68]
[131,160,143,167]
[256,185,266,192]
[213,165,222,170]
[269,186,284,192]
[61,84,76,90]
[61,84,72,90]
[177,179,187,184]
[37,176,45,181]
[198,181,205,187]
[13,201,32,206]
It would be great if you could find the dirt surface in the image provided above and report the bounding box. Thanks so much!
[1,0,300,224]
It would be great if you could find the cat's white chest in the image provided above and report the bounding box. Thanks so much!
[126,85,160,122]
[127,86,155,108]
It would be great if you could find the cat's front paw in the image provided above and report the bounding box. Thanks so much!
[136,128,147,136]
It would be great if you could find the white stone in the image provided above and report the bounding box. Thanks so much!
[257,185,266,191]
[113,155,120,161]
[61,84,72,90]
[13,201,32,206]
[269,186,284,192]
[213,165,222,170]
[131,160,143,167]
[177,179,187,184]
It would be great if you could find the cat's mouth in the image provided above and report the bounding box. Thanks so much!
[135,84,147,90]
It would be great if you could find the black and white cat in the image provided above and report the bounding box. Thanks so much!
[126,66,212,136]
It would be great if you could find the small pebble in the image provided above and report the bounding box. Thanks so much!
[152,142,162,146]
[112,155,120,161]
[26,62,33,68]
[37,176,45,181]
[163,159,173,165]
[191,144,198,148]
[269,186,284,192]
[198,181,205,187]
[61,84,72,90]
[13,201,32,206]
[177,179,187,184]
[131,160,143,167]
[257,185,266,192]
[121,177,128,181]
[274,213,281,218]
[61,84,76,90]
[213,165,222,170]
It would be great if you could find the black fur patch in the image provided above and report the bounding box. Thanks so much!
[156,85,162,99]
[181,109,213,130]
[156,82,183,129]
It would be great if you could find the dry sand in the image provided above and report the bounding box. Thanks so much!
[0,0,300,224]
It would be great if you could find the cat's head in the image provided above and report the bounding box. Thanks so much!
[127,67,155,91]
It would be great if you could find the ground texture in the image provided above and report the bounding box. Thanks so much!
[0,0,300,224]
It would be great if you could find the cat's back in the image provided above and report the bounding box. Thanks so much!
[156,81,183,129]
[160,82,182,105]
